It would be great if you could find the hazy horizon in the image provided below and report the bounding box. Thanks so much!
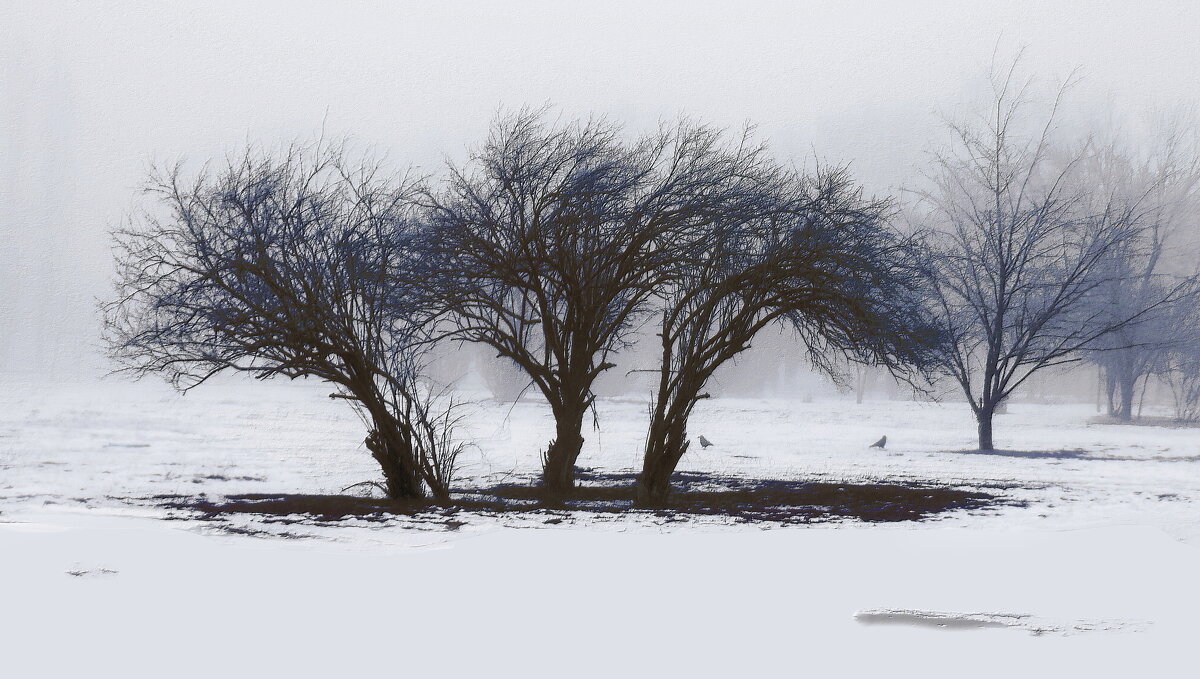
[4,0,1199,380]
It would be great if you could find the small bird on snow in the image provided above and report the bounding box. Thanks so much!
[869,435,887,449]
[697,435,714,449]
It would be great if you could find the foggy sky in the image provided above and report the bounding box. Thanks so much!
[3,0,1199,376]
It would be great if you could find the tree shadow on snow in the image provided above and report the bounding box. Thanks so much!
[945,448,1092,460]
[943,448,1200,463]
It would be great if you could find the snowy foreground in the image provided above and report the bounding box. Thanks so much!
[3,377,1200,677]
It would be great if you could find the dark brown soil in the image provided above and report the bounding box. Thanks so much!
[153,470,1014,528]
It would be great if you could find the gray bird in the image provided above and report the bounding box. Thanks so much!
[697,435,714,449]
[870,435,887,449]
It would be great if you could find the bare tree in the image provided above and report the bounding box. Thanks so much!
[103,142,463,499]
[637,156,936,506]
[422,111,755,492]
[918,59,1165,450]
[1162,304,1200,422]
[1083,123,1200,419]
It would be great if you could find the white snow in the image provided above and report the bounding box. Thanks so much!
[3,376,1199,677]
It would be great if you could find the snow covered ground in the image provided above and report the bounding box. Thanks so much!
[3,376,1199,677]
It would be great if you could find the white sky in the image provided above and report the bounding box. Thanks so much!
[3,0,1199,375]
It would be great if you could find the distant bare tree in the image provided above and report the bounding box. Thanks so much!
[472,345,533,403]
[637,153,936,505]
[103,142,464,499]
[852,365,881,404]
[1162,307,1200,422]
[918,59,1169,449]
[1083,124,1200,420]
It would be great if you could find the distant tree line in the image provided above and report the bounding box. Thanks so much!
[105,69,1200,500]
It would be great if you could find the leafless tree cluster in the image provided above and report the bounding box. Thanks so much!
[106,111,935,502]
[1162,305,1200,422]
[1079,122,1200,421]
[420,111,935,502]
[106,82,1200,502]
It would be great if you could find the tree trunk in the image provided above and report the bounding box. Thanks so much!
[976,406,995,451]
[1137,376,1151,420]
[542,401,587,494]
[1104,370,1118,416]
[1115,372,1136,421]
[349,376,427,500]
[635,412,690,507]
[364,420,425,500]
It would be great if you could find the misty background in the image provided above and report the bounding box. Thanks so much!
[4,0,1199,394]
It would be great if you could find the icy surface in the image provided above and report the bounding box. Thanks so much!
[854,608,1150,635]
[2,377,1199,676]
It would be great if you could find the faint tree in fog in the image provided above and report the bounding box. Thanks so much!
[1082,124,1200,420]
[103,142,464,499]
[423,110,738,492]
[1162,301,1200,422]
[636,140,936,504]
[918,60,1165,450]
[472,344,533,404]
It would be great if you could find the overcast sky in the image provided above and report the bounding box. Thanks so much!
[3,0,1199,376]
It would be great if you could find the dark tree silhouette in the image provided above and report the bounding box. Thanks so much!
[918,60,1169,450]
[422,111,754,492]
[636,150,935,505]
[103,142,463,499]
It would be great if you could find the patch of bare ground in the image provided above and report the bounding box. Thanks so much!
[149,471,1016,529]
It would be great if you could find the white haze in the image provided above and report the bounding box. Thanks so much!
[3,0,1199,378]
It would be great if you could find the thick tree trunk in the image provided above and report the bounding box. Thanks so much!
[364,420,425,500]
[340,355,430,500]
[635,410,691,507]
[542,401,587,493]
[348,375,427,500]
[976,406,995,451]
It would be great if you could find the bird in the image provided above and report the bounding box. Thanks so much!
[697,435,714,449]
[869,435,887,449]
